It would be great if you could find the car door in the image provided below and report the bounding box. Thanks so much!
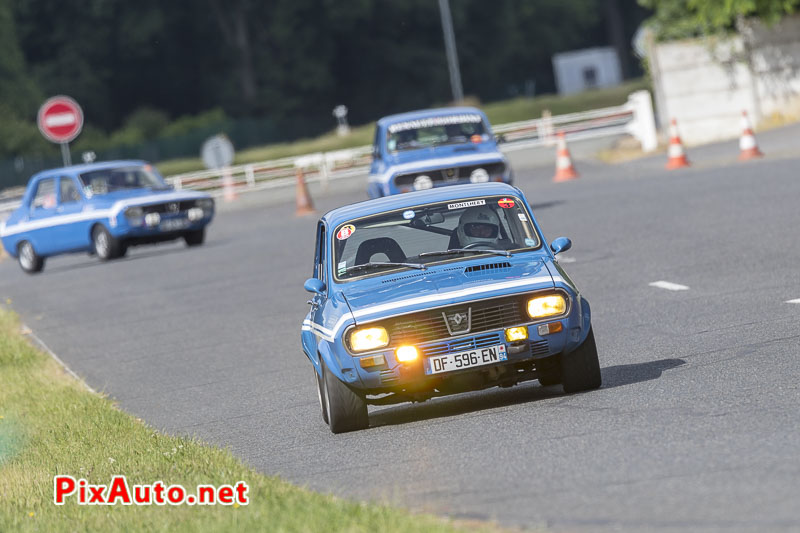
[25,177,61,255]
[54,175,91,251]
[302,222,328,365]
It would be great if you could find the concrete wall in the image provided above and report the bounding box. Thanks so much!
[648,15,800,145]
[552,47,622,95]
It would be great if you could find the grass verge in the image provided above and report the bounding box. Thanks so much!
[0,307,486,532]
[156,79,650,176]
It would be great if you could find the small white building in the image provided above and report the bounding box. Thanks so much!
[552,46,623,95]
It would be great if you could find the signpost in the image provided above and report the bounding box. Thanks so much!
[201,134,237,201]
[37,96,84,167]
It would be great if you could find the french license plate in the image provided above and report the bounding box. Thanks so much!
[159,218,189,231]
[424,344,507,375]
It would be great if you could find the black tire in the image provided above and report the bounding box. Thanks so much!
[92,225,123,261]
[561,328,602,393]
[314,365,329,425]
[538,372,561,386]
[17,241,45,274]
[322,360,368,433]
[184,228,205,247]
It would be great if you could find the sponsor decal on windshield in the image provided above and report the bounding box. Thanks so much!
[388,114,483,133]
[336,225,355,240]
[498,197,515,208]
[402,210,415,220]
[447,199,485,210]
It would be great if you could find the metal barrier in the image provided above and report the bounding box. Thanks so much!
[1,91,657,217]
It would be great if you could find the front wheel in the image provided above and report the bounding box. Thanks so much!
[184,228,205,247]
[92,225,124,261]
[18,241,45,274]
[561,328,602,393]
[322,361,368,433]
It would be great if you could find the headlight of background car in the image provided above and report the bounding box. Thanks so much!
[124,206,144,219]
[413,175,433,190]
[197,198,214,210]
[348,326,389,352]
[469,168,489,183]
[527,294,566,319]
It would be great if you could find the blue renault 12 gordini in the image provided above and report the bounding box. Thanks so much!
[302,182,600,433]
[367,107,512,198]
[0,160,214,274]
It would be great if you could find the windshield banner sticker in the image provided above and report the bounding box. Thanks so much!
[498,198,515,208]
[336,225,355,240]
[388,114,483,133]
[447,199,485,210]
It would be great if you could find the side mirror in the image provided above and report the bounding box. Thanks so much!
[550,237,572,256]
[495,134,506,144]
[304,278,326,295]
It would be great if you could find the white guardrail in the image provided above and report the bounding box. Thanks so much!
[1,90,657,218]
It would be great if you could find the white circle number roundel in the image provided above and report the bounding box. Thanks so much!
[37,96,84,144]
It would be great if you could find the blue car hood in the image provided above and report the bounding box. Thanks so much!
[387,142,502,166]
[87,188,205,208]
[340,255,554,324]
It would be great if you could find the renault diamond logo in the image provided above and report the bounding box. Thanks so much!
[443,308,471,335]
[167,202,179,213]
[443,168,458,182]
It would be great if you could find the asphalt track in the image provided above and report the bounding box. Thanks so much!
[2,126,800,532]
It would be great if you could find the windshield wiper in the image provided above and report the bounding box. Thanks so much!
[419,248,511,258]
[343,261,427,275]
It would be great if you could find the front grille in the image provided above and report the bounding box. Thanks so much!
[421,332,502,357]
[142,200,196,214]
[386,295,526,347]
[394,162,505,188]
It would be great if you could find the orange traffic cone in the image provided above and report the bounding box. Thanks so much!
[552,132,579,182]
[222,168,238,202]
[665,118,690,169]
[738,110,763,160]
[295,168,315,216]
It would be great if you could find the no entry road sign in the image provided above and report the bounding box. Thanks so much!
[37,96,84,144]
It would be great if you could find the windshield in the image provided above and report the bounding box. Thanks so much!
[79,165,166,195]
[333,195,540,281]
[387,113,489,152]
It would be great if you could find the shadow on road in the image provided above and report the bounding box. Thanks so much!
[600,358,686,389]
[369,358,686,429]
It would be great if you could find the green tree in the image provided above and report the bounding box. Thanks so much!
[640,0,800,39]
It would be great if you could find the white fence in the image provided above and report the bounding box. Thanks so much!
[1,90,656,218]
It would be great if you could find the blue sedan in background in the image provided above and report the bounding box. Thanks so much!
[0,160,214,273]
[302,182,600,433]
[367,107,513,198]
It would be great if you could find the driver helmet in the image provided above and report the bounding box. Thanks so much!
[457,206,500,247]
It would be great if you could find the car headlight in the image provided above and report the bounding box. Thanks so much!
[125,206,144,218]
[527,295,566,319]
[469,168,489,183]
[348,326,389,352]
[413,175,433,190]
[197,198,214,210]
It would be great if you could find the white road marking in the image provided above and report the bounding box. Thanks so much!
[649,280,690,291]
[786,298,800,304]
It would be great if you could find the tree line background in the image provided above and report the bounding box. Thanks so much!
[0,0,649,164]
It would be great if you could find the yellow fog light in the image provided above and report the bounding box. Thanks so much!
[396,345,419,363]
[505,326,529,342]
[349,327,389,352]
[527,295,566,319]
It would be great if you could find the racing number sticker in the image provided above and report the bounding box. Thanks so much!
[337,225,355,240]
[498,197,515,209]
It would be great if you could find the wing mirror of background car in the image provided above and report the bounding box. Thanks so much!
[495,134,506,144]
[550,237,572,255]
[304,278,326,295]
